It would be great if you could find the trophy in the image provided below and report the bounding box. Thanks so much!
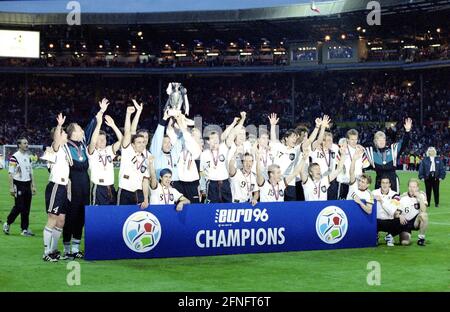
[163,82,194,126]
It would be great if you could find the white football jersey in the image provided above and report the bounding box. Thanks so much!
[118,144,150,192]
[49,145,70,186]
[337,145,370,184]
[259,179,287,202]
[8,151,32,182]
[347,181,374,204]
[271,142,300,187]
[399,192,427,221]
[200,143,229,181]
[310,144,339,176]
[372,188,400,220]
[303,176,330,201]
[88,145,115,186]
[150,183,184,205]
[230,169,259,203]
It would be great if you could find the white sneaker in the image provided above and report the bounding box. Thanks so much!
[384,234,394,247]
[3,222,10,235]
[21,229,35,237]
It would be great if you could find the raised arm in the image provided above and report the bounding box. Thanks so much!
[228,149,239,177]
[122,106,136,148]
[52,113,66,152]
[255,148,265,187]
[85,98,110,145]
[350,146,364,185]
[268,113,279,143]
[287,147,309,185]
[304,117,323,151]
[88,111,104,155]
[130,99,143,136]
[311,116,330,151]
[104,115,123,154]
[328,144,346,182]
[174,114,201,159]
[221,116,239,143]
[150,111,169,156]
[166,118,178,144]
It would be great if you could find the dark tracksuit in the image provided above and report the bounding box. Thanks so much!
[366,131,410,192]
[62,116,96,247]
[7,180,32,231]
[63,141,90,245]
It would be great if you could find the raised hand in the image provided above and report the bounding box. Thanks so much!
[56,113,66,126]
[321,115,331,128]
[315,117,322,127]
[104,115,115,128]
[268,113,279,126]
[132,99,143,112]
[404,117,412,132]
[126,106,136,115]
[99,98,110,113]
[232,117,240,124]
[240,111,247,119]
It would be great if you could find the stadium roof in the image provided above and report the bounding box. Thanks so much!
[0,0,447,25]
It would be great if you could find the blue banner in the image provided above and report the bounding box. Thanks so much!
[85,200,377,260]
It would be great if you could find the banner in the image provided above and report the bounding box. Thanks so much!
[85,200,377,261]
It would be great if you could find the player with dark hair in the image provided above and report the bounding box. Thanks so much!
[117,106,150,208]
[148,156,190,211]
[41,113,69,262]
[200,131,232,203]
[88,102,123,205]
[3,137,36,236]
[61,99,106,259]
[373,176,402,247]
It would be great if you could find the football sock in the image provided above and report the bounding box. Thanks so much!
[71,239,81,253]
[63,242,71,254]
[51,227,62,252]
[43,227,53,255]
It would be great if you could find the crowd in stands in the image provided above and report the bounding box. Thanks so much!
[0,71,448,167]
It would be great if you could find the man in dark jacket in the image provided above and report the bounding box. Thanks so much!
[419,147,446,207]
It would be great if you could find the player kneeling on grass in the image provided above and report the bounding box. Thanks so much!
[255,146,306,202]
[300,145,345,201]
[88,105,123,205]
[373,176,403,247]
[42,113,70,262]
[347,146,374,214]
[148,156,190,211]
[398,178,429,246]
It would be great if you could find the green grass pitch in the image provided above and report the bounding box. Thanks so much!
[0,169,448,291]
